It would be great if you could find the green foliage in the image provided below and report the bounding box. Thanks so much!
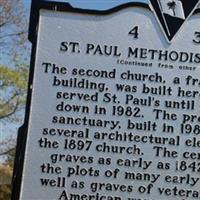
[0,0,30,198]
[0,64,28,199]
[0,64,28,120]
[0,65,28,89]
[0,0,28,57]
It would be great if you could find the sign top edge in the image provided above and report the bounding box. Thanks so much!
[28,1,200,42]
[28,1,150,42]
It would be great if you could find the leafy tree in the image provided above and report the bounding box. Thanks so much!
[0,63,28,121]
[0,62,29,200]
[0,0,29,154]
[0,0,28,58]
[0,62,28,162]
[0,0,29,199]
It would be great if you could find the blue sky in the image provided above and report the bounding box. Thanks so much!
[23,0,148,10]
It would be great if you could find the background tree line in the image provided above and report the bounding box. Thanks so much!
[0,0,30,199]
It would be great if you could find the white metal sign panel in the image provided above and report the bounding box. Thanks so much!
[19,4,200,200]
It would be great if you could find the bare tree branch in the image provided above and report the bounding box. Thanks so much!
[0,148,15,157]
[0,30,27,39]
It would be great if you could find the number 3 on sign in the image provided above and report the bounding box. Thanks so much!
[129,26,139,39]
[193,32,200,44]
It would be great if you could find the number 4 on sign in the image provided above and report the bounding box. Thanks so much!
[129,26,139,39]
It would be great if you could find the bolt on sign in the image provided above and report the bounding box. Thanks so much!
[12,1,200,200]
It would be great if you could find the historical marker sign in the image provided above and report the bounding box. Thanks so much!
[12,1,200,200]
